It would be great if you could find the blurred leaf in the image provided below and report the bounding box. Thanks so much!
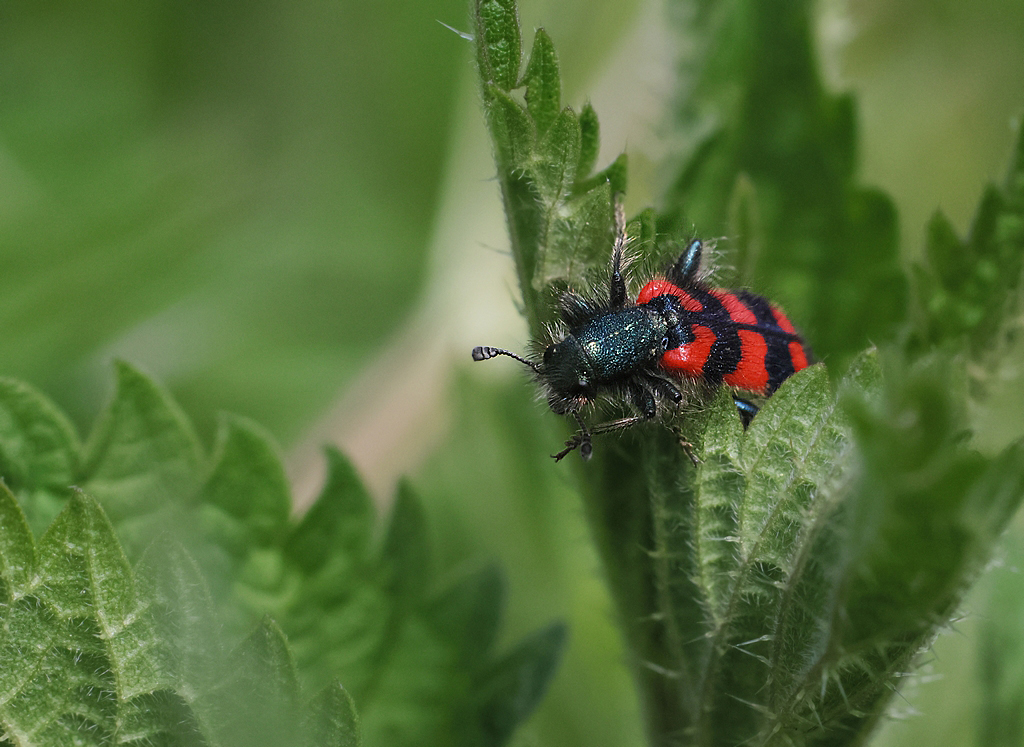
[0,361,564,746]
[81,361,202,553]
[0,480,34,598]
[0,0,467,448]
[138,536,224,698]
[304,682,362,747]
[977,530,1024,747]
[417,373,647,747]
[473,623,568,747]
[380,482,432,606]
[203,618,301,747]
[201,416,291,552]
[0,377,79,535]
[910,125,1024,357]
[285,447,374,574]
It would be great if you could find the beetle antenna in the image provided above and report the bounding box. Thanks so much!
[471,346,539,373]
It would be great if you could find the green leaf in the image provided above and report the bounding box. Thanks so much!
[522,29,560,137]
[687,366,849,742]
[196,416,293,617]
[202,618,301,747]
[36,492,165,697]
[911,124,1024,356]
[304,682,361,747]
[538,180,614,293]
[474,0,521,91]
[81,361,202,552]
[473,0,624,338]
[473,622,567,747]
[0,493,202,745]
[424,564,504,669]
[692,387,745,625]
[0,377,79,535]
[842,358,986,645]
[576,101,600,182]
[380,481,431,606]
[0,480,35,596]
[137,537,223,695]
[482,84,535,174]
[201,416,291,553]
[0,359,577,746]
[532,107,581,202]
[286,447,374,575]
[978,531,1024,747]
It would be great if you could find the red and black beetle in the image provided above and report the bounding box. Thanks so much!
[472,209,812,461]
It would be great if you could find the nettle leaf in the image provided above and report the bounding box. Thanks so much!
[0,493,202,746]
[473,622,567,747]
[522,29,560,137]
[37,493,165,698]
[474,0,521,91]
[202,617,301,747]
[576,101,600,181]
[81,360,202,554]
[170,400,560,746]
[533,107,581,203]
[304,682,361,747]
[539,180,615,290]
[473,0,624,335]
[0,360,559,746]
[0,377,79,536]
[290,477,562,747]
[910,125,1024,356]
[0,481,34,595]
[483,84,535,174]
[138,536,224,698]
[196,416,295,630]
[286,447,374,574]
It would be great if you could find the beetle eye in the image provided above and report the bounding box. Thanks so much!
[661,336,670,351]
[543,346,556,364]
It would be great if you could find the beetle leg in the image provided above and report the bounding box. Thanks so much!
[733,396,759,428]
[667,238,703,286]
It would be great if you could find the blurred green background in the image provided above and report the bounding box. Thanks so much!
[1,1,1022,745]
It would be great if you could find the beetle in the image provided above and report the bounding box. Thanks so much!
[472,208,812,461]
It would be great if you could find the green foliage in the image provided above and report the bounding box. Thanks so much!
[474,0,626,336]
[472,0,1024,745]
[0,0,467,443]
[909,124,1024,358]
[0,364,564,746]
[977,529,1024,747]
